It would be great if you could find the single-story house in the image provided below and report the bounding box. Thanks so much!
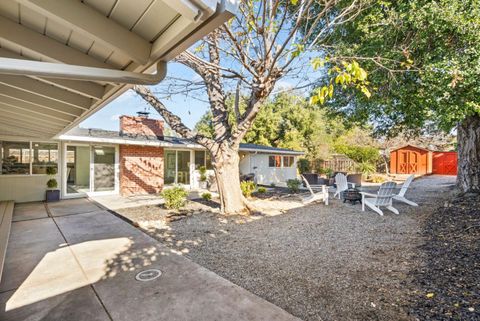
[390,144,457,176]
[0,115,303,203]
[0,0,241,203]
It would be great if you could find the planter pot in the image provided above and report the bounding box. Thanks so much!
[46,189,60,202]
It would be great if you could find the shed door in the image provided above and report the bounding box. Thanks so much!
[398,151,419,174]
[432,152,457,175]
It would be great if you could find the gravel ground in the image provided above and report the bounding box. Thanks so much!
[116,175,457,321]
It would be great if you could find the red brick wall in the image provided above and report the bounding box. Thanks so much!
[120,115,164,138]
[119,145,164,196]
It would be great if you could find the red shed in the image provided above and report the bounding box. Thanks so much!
[390,145,433,175]
[432,151,458,175]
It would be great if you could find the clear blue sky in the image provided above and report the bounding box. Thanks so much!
[80,63,210,131]
[80,57,314,131]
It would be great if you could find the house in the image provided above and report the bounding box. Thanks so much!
[0,115,303,202]
[0,0,241,203]
[390,144,457,176]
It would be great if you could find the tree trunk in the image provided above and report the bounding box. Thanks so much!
[457,113,480,193]
[211,147,248,215]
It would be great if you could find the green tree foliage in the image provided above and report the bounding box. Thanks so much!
[308,0,480,136]
[195,92,379,167]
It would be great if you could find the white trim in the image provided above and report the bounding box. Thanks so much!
[58,134,202,149]
[58,134,304,155]
[240,148,304,156]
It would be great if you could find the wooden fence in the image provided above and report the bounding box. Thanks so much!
[320,155,356,173]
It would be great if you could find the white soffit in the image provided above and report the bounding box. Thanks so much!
[0,0,237,139]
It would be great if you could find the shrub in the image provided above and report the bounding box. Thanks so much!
[334,144,380,164]
[324,167,334,177]
[297,158,310,174]
[357,161,376,176]
[240,181,256,198]
[257,187,267,194]
[370,174,386,183]
[161,186,188,210]
[46,178,58,189]
[270,182,276,188]
[46,166,57,175]
[287,179,301,193]
[198,166,207,182]
[201,192,212,201]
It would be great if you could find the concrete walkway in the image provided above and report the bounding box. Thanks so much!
[0,199,299,321]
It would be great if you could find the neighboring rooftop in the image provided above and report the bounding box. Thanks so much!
[60,127,304,155]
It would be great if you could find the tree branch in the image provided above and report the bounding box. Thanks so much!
[133,85,214,149]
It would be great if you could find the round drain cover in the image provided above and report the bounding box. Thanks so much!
[135,269,162,282]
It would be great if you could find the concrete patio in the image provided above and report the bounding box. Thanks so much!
[0,198,299,321]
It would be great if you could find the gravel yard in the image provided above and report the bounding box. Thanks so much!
[115,176,458,321]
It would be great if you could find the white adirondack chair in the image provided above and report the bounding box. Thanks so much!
[301,175,329,205]
[360,181,399,216]
[393,174,418,206]
[333,173,355,199]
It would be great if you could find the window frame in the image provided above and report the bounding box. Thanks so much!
[0,140,59,177]
[268,155,282,168]
[194,150,213,170]
[32,142,59,175]
[283,156,295,167]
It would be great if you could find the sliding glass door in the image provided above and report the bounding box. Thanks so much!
[93,146,115,192]
[65,144,118,197]
[163,150,191,186]
[66,145,90,195]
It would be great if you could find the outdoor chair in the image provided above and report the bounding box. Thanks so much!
[393,174,418,206]
[301,175,328,205]
[360,181,398,216]
[333,173,355,199]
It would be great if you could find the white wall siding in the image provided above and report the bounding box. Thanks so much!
[0,174,60,202]
[247,154,297,187]
[239,153,251,175]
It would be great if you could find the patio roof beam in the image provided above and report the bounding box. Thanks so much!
[0,48,105,100]
[0,101,73,123]
[0,75,92,110]
[0,83,85,116]
[0,120,57,137]
[0,114,64,133]
[0,16,112,69]
[0,58,167,85]
[0,93,78,121]
[0,106,68,126]
[16,0,152,65]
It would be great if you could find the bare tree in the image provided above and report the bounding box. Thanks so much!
[134,0,366,214]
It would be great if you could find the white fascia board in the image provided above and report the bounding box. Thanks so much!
[57,134,204,150]
[238,148,304,156]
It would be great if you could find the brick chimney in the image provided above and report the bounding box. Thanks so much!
[120,115,164,138]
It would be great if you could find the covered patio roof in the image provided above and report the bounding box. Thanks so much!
[0,0,236,139]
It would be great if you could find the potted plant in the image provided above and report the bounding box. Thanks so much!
[198,166,208,189]
[45,166,60,202]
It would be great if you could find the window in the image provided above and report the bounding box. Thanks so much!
[205,151,213,170]
[269,155,282,167]
[0,141,58,175]
[283,156,295,167]
[194,150,205,169]
[1,141,30,175]
[194,150,213,170]
[32,143,58,174]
